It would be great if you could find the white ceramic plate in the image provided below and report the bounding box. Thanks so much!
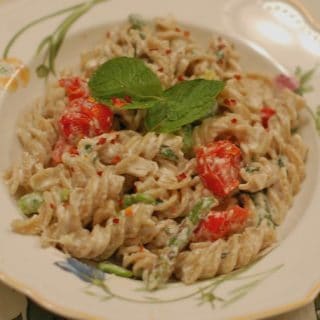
[0,1,320,319]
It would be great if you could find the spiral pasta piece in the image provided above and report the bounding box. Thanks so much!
[174,220,276,284]
[118,245,158,281]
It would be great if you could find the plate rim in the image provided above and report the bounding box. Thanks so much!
[0,0,320,319]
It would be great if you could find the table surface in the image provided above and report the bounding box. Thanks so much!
[0,0,320,319]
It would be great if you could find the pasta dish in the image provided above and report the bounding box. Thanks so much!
[4,16,307,289]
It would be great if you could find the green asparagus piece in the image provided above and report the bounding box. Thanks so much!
[18,192,44,216]
[159,145,179,162]
[59,188,70,202]
[98,262,133,278]
[146,196,218,290]
[123,193,156,208]
[180,125,194,158]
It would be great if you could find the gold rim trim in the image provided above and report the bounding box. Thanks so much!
[0,268,319,320]
[284,0,320,32]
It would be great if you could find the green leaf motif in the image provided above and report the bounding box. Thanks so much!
[145,79,224,133]
[89,57,163,102]
[295,65,318,95]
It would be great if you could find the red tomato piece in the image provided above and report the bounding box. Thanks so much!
[58,98,113,143]
[196,140,241,197]
[90,103,113,134]
[59,112,92,144]
[59,77,89,101]
[194,205,249,241]
[261,106,276,129]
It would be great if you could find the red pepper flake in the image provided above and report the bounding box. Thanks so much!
[125,207,134,217]
[158,67,164,72]
[218,59,224,65]
[184,30,190,37]
[50,203,56,209]
[234,74,242,80]
[165,49,172,55]
[223,98,237,107]
[98,137,107,145]
[97,171,103,176]
[177,172,187,181]
[261,106,276,129]
[118,198,123,207]
[149,47,158,51]
[113,218,120,224]
[111,155,121,164]
[178,75,184,82]
[231,118,238,124]
[139,245,144,252]
[70,167,75,173]
[175,27,181,32]
[106,31,111,38]
[112,97,127,108]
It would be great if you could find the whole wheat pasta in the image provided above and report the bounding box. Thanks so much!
[4,16,307,287]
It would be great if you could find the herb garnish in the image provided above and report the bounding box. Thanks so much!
[145,79,223,133]
[89,57,163,102]
[159,145,179,162]
[88,57,225,133]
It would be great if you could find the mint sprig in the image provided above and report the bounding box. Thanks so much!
[89,57,163,102]
[89,57,225,133]
[145,79,223,133]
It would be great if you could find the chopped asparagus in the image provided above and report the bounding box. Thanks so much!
[180,125,194,158]
[98,262,133,278]
[123,193,156,208]
[146,196,218,290]
[59,188,70,202]
[18,192,44,216]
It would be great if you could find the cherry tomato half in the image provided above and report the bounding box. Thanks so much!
[194,205,249,241]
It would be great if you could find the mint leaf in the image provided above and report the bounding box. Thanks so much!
[122,100,156,110]
[88,57,163,103]
[145,79,224,133]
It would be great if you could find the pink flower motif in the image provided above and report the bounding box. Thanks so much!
[274,74,299,91]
